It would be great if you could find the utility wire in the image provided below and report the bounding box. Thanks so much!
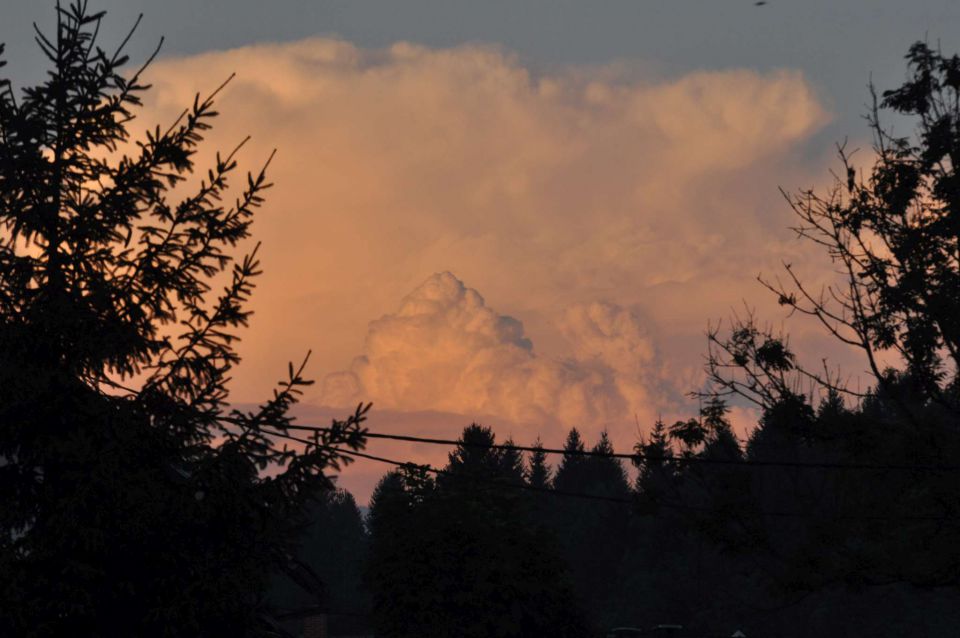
[280,422,960,473]
[272,427,636,506]
[262,424,958,522]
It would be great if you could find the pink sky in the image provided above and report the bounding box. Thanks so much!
[135,38,867,501]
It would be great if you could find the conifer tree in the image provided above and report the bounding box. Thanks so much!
[498,436,526,483]
[527,436,552,489]
[699,397,742,461]
[270,489,370,634]
[443,423,502,485]
[553,427,587,492]
[0,5,366,635]
[584,430,631,498]
[366,432,587,638]
[635,418,673,495]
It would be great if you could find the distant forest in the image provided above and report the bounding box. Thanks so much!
[281,401,960,637]
[3,4,960,638]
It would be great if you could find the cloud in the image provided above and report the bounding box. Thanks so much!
[321,272,670,431]
[134,37,849,468]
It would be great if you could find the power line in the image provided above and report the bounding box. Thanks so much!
[281,422,960,473]
[272,427,637,506]
[262,424,958,522]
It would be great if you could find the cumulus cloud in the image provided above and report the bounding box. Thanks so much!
[133,37,850,461]
[321,272,671,431]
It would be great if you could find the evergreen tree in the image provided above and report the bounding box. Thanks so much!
[498,436,527,483]
[366,429,587,638]
[668,417,708,452]
[365,468,439,638]
[269,488,370,635]
[553,427,587,492]
[442,423,505,494]
[634,418,673,496]
[699,397,742,461]
[584,430,631,498]
[815,387,848,431]
[0,5,365,635]
[573,432,632,627]
[527,436,552,489]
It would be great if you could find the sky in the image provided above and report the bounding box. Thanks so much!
[3,1,958,501]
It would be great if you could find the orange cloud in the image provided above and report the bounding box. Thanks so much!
[322,272,669,429]
[136,38,845,476]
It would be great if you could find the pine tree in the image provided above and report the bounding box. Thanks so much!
[584,430,631,498]
[543,429,634,628]
[635,418,673,492]
[444,423,502,484]
[527,436,552,489]
[366,438,588,638]
[699,397,742,461]
[499,436,526,483]
[553,427,587,492]
[0,5,365,635]
[270,488,371,634]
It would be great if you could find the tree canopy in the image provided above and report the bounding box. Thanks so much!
[0,4,365,636]
[365,425,587,638]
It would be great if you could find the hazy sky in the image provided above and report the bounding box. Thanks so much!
[7,1,960,137]
[3,1,956,499]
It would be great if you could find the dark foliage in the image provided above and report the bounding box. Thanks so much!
[679,39,960,635]
[365,425,587,638]
[527,436,551,489]
[0,4,365,636]
[268,488,370,635]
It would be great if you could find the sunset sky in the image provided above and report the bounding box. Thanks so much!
[5,1,960,500]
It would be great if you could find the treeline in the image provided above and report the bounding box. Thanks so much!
[277,382,960,636]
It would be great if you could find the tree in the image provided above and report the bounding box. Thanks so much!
[702,40,960,594]
[365,428,587,638]
[634,418,674,502]
[269,488,370,635]
[442,423,508,488]
[565,431,634,627]
[552,427,587,493]
[364,468,436,638]
[583,430,631,498]
[498,436,526,483]
[0,5,365,635]
[707,42,960,417]
[527,436,552,489]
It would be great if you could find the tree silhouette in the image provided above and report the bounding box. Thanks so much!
[498,436,526,483]
[707,42,960,417]
[444,423,503,480]
[700,40,960,598]
[269,488,370,634]
[0,4,365,635]
[553,427,587,493]
[583,430,631,498]
[557,430,633,629]
[366,427,586,638]
[527,436,552,489]
[634,418,674,499]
